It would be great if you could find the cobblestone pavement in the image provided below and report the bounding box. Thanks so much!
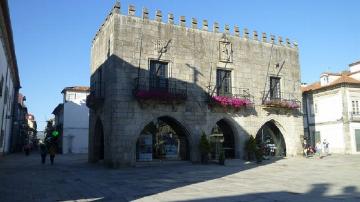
[0,153,360,202]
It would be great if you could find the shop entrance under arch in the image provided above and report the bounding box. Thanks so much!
[256,121,286,157]
[94,118,104,161]
[210,119,236,159]
[136,116,190,162]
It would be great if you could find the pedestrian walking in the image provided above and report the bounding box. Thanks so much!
[323,139,329,156]
[48,143,57,165]
[39,141,47,164]
[303,139,308,157]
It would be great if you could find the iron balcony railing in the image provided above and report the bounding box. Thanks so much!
[262,91,301,109]
[207,84,254,100]
[133,77,187,101]
[86,81,105,109]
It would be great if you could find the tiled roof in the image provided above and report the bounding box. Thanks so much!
[302,74,360,93]
[61,86,90,93]
[301,82,321,92]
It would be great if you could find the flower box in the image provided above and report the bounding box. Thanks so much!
[210,96,252,109]
[263,99,300,109]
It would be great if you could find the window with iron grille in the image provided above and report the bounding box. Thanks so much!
[149,60,168,90]
[216,69,232,96]
[270,76,281,99]
[352,100,359,114]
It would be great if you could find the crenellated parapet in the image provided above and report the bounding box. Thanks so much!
[93,1,299,49]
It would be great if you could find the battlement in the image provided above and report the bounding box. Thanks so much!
[93,1,298,49]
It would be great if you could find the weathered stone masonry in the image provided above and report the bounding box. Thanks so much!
[88,2,304,167]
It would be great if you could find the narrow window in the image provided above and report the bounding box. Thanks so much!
[270,77,281,99]
[149,60,168,90]
[352,101,355,114]
[216,69,232,96]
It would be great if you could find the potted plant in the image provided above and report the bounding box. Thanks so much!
[199,132,211,164]
[218,149,225,165]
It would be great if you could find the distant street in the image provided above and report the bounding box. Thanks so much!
[0,153,360,202]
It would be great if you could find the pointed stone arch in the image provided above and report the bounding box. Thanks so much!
[256,119,287,157]
[208,117,240,159]
[134,115,191,161]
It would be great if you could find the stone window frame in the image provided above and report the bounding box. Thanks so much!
[215,68,233,96]
[268,74,283,99]
[147,58,172,79]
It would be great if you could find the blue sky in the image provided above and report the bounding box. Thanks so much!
[8,0,360,130]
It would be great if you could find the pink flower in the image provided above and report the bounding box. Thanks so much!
[212,96,252,108]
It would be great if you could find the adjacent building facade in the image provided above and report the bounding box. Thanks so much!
[303,61,360,154]
[53,86,90,154]
[0,0,21,154]
[88,3,303,167]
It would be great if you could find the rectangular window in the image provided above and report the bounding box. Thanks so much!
[66,92,75,101]
[355,129,360,152]
[0,75,3,97]
[216,69,232,96]
[270,77,281,99]
[352,100,359,114]
[352,101,355,114]
[4,86,8,104]
[149,60,168,90]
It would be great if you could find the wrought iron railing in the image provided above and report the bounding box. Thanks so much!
[207,84,254,100]
[86,81,105,109]
[262,91,301,109]
[206,84,254,109]
[133,77,187,101]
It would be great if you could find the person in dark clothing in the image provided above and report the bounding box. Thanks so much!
[39,141,47,164]
[48,143,57,165]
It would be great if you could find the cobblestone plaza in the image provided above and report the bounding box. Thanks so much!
[0,153,359,201]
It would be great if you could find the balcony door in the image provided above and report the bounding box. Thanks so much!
[216,69,232,96]
[149,60,168,91]
[270,76,281,100]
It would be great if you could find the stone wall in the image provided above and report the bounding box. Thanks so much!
[89,3,304,167]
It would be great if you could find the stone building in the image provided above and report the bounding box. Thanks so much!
[87,2,303,167]
[302,61,360,154]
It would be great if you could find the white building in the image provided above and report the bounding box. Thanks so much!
[0,0,21,154]
[52,86,90,154]
[302,61,360,154]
